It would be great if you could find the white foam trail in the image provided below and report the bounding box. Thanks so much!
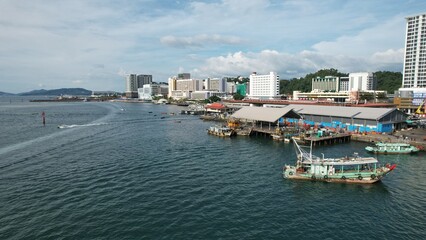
[58,123,107,129]
[0,103,118,156]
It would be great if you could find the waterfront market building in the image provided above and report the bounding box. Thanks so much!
[231,105,407,133]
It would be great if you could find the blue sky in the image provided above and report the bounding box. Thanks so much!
[1,0,425,93]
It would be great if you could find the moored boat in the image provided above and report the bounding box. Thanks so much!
[365,142,419,154]
[207,126,235,137]
[283,138,396,184]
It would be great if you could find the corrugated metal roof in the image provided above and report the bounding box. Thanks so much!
[288,104,399,120]
[231,106,299,122]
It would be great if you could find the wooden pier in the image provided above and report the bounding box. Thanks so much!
[304,133,352,146]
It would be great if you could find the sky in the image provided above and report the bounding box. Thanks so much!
[1,0,426,93]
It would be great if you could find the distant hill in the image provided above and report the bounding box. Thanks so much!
[18,88,92,96]
[0,91,16,96]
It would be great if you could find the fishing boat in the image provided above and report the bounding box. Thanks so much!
[283,139,396,184]
[207,126,235,137]
[365,142,419,154]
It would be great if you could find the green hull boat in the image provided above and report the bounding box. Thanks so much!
[283,139,396,184]
[365,142,419,154]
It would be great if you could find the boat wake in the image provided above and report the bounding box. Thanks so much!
[58,123,107,129]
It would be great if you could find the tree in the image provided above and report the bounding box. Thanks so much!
[376,92,387,100]
[375,71,402,93]
[233,93,245,100]
[209,95,221,102]
[359,92,374,101]
[279,68,348,95]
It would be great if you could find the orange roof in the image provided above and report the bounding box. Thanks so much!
[206,102,226,109]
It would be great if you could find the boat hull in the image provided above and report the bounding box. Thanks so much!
[207,129,235,137]
[283,174,381,184]
[283,165,394,184]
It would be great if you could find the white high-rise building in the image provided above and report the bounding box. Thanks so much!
[168,76,177,98]
[248,72,279,99]
[203,78,226,92]
[403,13,426,88]
[349,72,376,91]
[125,74,138,98]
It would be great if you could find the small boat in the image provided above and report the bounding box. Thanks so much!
[207,126,235,137]
[365,142,419,154]
[283,138,396,184]
[271,134,284,141]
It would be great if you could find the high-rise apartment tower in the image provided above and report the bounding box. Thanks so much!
[403,13,426,88]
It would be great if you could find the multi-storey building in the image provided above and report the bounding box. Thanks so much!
[178,73,190,80]
[339,77,350,92]
[311,76,340,92]
[203,78,226,92]
[176,79,201,92]
[138,83,169,100]
[349,72,376,91]
[137,74,152,88]
[125,74,138,98]
[125,74,153,98]
[167,73,202,99]
[403,13,426,88]
[248,72,279,99]
[168,76,177,98]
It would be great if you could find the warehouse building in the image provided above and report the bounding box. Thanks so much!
[286,104,408,133]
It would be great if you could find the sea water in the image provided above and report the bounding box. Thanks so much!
[0,98,425,239]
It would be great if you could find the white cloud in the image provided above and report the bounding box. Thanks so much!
[1,0,424,93]
[160,34,243,48]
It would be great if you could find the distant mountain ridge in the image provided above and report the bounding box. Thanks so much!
[18,88,92,96]
[0,91,16,96]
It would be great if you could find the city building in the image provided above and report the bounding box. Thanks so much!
[402,13,426,88]
[178,73,190,79]
[232,105,407,133]
[190,90,224,100]
[168,76,177,98]
[137,74,152,87]
[394,13,426,113]
[138,83,169,101]
[312,76,340,92]
[167,73,201,99]
[339,77,350,91]
[125,74,138,98]
[170,90,191,100]
[91,91,121,97]
[287,104,407,133]
[236,83,247,96]
[203,78,227,92]
[125,73,153,98]
[248,72,280,99]
[349,72,376,91]
[394,88,426,113]
[176,79,201,92]
[227,81,236,94]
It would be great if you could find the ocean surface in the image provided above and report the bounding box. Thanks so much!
[0,97,425,239]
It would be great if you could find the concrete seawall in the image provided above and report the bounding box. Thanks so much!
[351,129,426,151]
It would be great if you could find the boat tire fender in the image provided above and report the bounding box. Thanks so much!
[341,176,346,180]
[323,175,328,179]
[311,175,316,180]
[370,174,376,179]
[358,175,363,180]
[289,171,293,176]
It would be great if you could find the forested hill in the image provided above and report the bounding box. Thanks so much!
[279,69,402,94]
[18,88,92,96]
[0,91,15,96]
